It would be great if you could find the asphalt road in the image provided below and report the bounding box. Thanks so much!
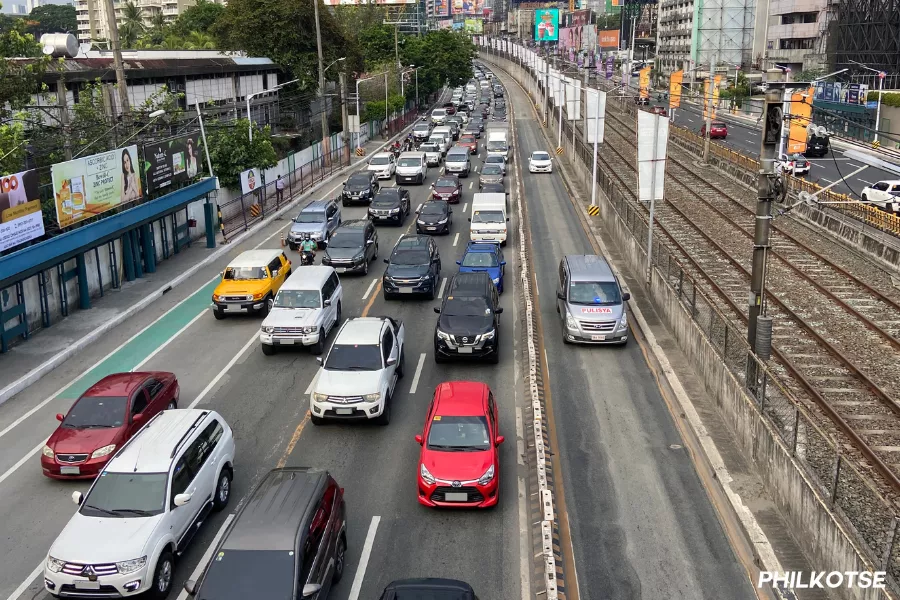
[0,132,525,600]
[498,67,757,599]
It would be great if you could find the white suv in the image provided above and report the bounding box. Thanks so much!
[44,410,235,599]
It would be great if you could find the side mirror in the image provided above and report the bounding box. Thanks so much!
[433,307,441,314]
[384,258,391,264]
[495,307,504,314]
[557,291,566,300]
[56,413,65,422]
[500,261,507,266]
[622,292,631,301]
[495,435,505,446]
[174,493,192,507]
[367,239,375,245]
[132,413,145,424]
[506,217,510,222]
[316,357,324,366]
[456,260,461,265]
[272,270,279,278]
[302,584,322,598]
[72,491,83,505]
[468,217,472,222]
[324,299,332,306]
[386,357,397,366]
[183,580,197,596]
[415,434,424,445]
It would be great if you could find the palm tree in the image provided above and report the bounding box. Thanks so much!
[156,34,184,49]
[185,30,215,49]
[118,1,145,49]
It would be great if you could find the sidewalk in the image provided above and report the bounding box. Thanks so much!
[0,131,407,405]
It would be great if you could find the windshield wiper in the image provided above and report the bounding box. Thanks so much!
[83,504,119,517]
[326,365,375,371]
[112,508,154,516]
[428,444,468,451]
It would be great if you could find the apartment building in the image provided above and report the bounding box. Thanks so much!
[763,0,827,72]
[74,0,225,43]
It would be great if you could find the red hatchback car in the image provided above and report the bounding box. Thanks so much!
[700,121,728,139]
[41,372,179,479]
[457,135,479,155]
[416,381,504,508]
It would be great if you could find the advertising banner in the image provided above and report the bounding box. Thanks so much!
[464,18,484,32]
[605,0,622,12]
[435,0,450,17]
[637,111,669,203]
[702,76,721,121]
[240,168,263,196]
[814,81,869,106]
[585,88,607,144]
[565,76,582,120]
[598,29,619,48]
[453,0,483,14]
[787,87,815,154]
[669,70,683,109]
[0,169,44,252]
[605,54,615,79]
[534,8,559,41]
[582,25,597,52]
[568,9,590,26]
[141,134,202,193]
[639,66,651,99]
[559,27,574,49]
[51,146,142,229]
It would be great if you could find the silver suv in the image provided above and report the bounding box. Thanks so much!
[289,199,342,250]
[556,255,630,345]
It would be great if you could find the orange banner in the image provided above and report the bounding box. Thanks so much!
[703,75,721,121]
[639,66,651,99]
[787,86,815,154]
[669,70,683,109]
[598,29,619,48]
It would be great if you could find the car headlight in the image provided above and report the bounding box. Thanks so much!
[452,189,460,195]
[313,393,328,402]
[116,556,147,575]
[477,464,495,486]
[261,326,274,334]
[212,294,221,302]
[436,329,451,341]
[364,392,381,402]
[47,556,65,573]
[437,218,448,224]
[565,313,578,330]
[311,231,323,239]
[303,326,319,334]
[492,277,500,284]
[252,293,264,301]
[389,208,400,214]
[480,329,496,341]
[619,313,628,328]
[42,445,54,458]
[417,219,426,225]
[91,444,117,459]
[353,252,365,262]
[420,463,436,485]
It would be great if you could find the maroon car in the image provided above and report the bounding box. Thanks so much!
[700,121,728,139]
[41,372,179,479]
[650,106,667,116]
[442,102,457,116]
[431,175,462,203]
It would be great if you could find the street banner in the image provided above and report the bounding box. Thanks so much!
[637,111,669,203]
[564,76,581,120]
[552,70,565,106]
[598,29,619,48]
[240,168,263,196]
[51,145,142,229]
[534,8,559,41]
[141,134,202,193]
[605,54,614,79]
[0,169,44,252]
[669,70,683,109]
[702,75,721,121]
[585,88,607,144]
[787,86,815,154]
[639,66,651,99]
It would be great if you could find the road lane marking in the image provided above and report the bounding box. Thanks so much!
[188,332,258,409]
[4,562,43,600]
[462,202,468,212]
[362,278,378,300]
[811,162,824,169]
[174,514,236,600]
[847,163,861,168]
[409,353,426,394]
[534,278,539,296]
[437,277,447,298]
[361,281,383,317]
[859,179,875,186]
[453,233,460,246]
[0,440,44,487]
[469,182,473,189]
[821,178,833,183]
[348,516,381,600]
[277,411,311,468]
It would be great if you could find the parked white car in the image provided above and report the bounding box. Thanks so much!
[776,153,810,177]
[367,152,396,179]
[310,317,405,426]
[44,410,235,599]
[529,151,553,173]
[860,180,900,214]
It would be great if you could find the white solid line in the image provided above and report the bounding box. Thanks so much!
[188,333,258,409]
[132,310,207,371]
[3,563,43,600]
[0,441,44,487]
[362,278,378,300]
[348,516,381,600]
[453,233,460,246]
[846,162,861,168]
[518,476,531,600]
[811,162,824,169]
[821,178,833,183]
[462,202,468,212]
[305,370,321,396]
[175,514,236,600]
[469,181,473,189]
[437,277,447,298]
[409,353,426,394]
[859,179,875,186]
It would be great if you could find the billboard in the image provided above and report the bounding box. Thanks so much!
[702,76,721,121]
[605,0,622,11]
[814,81,869,106]
[323,0,416,4]
[141,134,202,193]
[534,8,559,41]
[0,169,44,252]
[568,9,590,26]
[240,168,263,196]
[559,27,575,49]
[453,0,483,14]
[669,70,683,109]
[52,146,142,229]
[639,66,651,99]
[464,18,483,32]
[435,0,450,16]
[599,29,619,48]
[788,87,815,154]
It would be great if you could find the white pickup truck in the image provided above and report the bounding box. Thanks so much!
[310,316,405,426]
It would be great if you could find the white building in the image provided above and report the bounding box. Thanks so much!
[74,0,226,44]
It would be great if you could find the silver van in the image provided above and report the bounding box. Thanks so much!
[445,147,472,178]
[556,255,630,345]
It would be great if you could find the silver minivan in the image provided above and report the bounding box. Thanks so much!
[444,148,471,178]
[556,255,630,345]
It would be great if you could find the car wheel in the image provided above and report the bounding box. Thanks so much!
[384,291,395,301]
[289,242,298,251]
[311,415,325,426]
[213,308,226,320]
[862,194,868,203]
[376,399,391,426]
[261,343,276,356]
[149,552,174,599]
[166,399,177,410]
[489,344,500,364]
[363,260,369,275]
[342,198,349,207]
[260,295,273,317]
[213,469,232,511]
[335,302,342,326]
[333,536,347,583]
[561,319,571,344]
[374,244,379,259]
[310,335,325,355]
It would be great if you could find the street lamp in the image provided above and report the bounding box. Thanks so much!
[849,60,886,143]
[246,79,300,142]
[355,71,387,150]
[74,109,166,159]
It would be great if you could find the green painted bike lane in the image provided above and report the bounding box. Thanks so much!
[59,279,219,400]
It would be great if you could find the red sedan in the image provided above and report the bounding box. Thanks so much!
[41,372,179,479]
[442,102,457,116]
[416,381,503,508]
[431,175,462,203]
[700,121,728,139]
[457,134,479,155]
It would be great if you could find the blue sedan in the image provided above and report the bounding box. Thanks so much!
[456,242,506,293]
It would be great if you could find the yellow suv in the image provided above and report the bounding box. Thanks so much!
[212,249,292,319]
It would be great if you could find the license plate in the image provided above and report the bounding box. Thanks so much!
[458,347,473,354]
[335,408,353,415]
[60,466,80,475]
[427,227,436,231]
[445,492,468,502]
[279,339,295,345]
[591,335,606,341]
[399,288,413,294]
[225,305,243,312]
[74,581,100,590]
[336,268,347,273]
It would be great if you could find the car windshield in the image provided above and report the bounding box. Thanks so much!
[391,249,430,266]
[532,152,550,161]
[472,210,504,224]
[196,550,295,600]
[435,179,457,189]
[713,122,726,128]
[295,211,325,223]
[443,297,491,317]
[274,289,320,309]
[487,141,506,151]
[325,344,383,370]
[427,415,491,451]
[63,396,128,428]
[481,184,504,193]
[568,281,623,305]
[347,175,370,186]
[481,165,502,175]
[328,233,363,249]
[224,266,267,280]
[790,154,806,161]
[421,144,438,152]
[461,137,476,143]
[398,158,421,167]
[461,252,499,267]
[81,472,167,517]
[433,109,446,116]
[420,203,447,216]
[371,197,398,208]
[370,156,391,165]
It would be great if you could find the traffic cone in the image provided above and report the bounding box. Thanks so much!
[281,232,285,247]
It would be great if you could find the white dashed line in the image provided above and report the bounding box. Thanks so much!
[347,516,382,600]
[409,353,427,394]
[453,232,460,246]
[859,179,875,186]
[362,277,378,300]
[469,181,473,189]
[463,202,468,212]
[438,277,447,298]
[812,162,824,169]
[821,178,833,183]
[847,163,861,168]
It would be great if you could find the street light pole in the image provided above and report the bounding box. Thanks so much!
[313,0,329,157]
[851,61,886,142]
[247,78,300,142]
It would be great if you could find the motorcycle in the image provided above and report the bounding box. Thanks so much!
[301,250,316,266]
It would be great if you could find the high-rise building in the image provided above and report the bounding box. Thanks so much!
[74,0,225,43]
[763,0,827,73]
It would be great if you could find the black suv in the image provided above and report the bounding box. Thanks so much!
[183,467,346,600]
[368,188,411,225]
[341,171,379,206]
[378,579,479,600]
[383,235,441,299]
[433,272,502,364]
[415,200,453,235]
[493,86,504,98]
[323,219,379,274]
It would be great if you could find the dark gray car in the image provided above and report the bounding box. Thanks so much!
[479,164,504,188]
[323,219,379,275]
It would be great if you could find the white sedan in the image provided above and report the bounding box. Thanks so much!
[529,151,553,173]
[367,152,396,179]
[861,180,900,213]
[776,153,810,177]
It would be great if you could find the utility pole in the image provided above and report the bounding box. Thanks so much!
[385,72,389,137]
[702,52,718,164]
[57,77,72,160]
[339,71,350,164]
[313,0,330,161]
[395,26,401,69]
[102,0,130,120]
[748,68,784,381]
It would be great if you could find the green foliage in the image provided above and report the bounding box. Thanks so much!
[0,8,50,120]
[118,1,145,49]
[797,68,824,82]
[169,0,224,37]
[362,94,406,122]
[0,122,27,175]
[205,119,278,189]
[26,4,76,36]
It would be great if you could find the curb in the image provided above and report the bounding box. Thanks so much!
[0,120,426,407]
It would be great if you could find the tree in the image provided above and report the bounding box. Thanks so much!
[205,119,277,189]
[0,2,49,120]
[118,1,145,49]
[185,30,215,49]
[26,4,76,37]
[797,68,824,82]
[170,0,224,37]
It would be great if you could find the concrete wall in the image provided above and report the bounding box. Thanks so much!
[483,50,893,600]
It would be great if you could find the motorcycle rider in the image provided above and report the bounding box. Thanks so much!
[300,233,317,265]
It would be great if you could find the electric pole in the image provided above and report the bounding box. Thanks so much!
[102,0,130,120]
[313,0,329,162]
[702,51,718,164]
[339,71,350,164]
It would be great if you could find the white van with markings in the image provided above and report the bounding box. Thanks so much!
[469,192,509,246]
